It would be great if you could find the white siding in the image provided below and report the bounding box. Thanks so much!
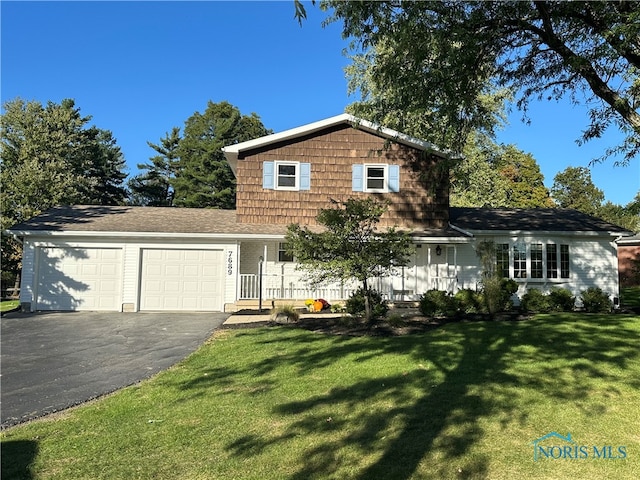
[18,240,36,308]
[20,237,236,312]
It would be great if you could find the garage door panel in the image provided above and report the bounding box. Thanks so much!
[140,249,223,311]
[36,247,122,311]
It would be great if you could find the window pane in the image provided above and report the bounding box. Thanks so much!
[531,243,543,278]
[367,167,385,178]
[496,243,509,278]
[277,163,297,188]
[278,242,294,262]
[546,244,558,278]
[366,166,386,190]
[367,178,385,189]
[513,243,527,278]
[278,165,296,176]
[278,176,296,187]
[560,245,570,278]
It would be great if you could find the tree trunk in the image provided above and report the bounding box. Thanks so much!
[363,279,372,323]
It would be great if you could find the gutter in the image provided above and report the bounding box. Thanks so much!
[448,222,475,238]
[2,230,23,245]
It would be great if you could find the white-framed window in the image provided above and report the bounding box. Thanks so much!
[495,241,570,280]
[365,164,388,192]
[262,161,311,191]
[278,242,294,262]
[275,162,299,190]
[352,164,400,193]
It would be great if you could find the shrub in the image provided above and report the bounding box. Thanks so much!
[548,288,575,312]
[454,289,485,313]
[580,287,612,313]
[419,289,459,317]
[271,304,300,323]
[346,288,388,320]
[482,277,518,315]
[521,288,551,313]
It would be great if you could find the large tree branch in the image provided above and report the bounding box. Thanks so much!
[574,4,640,70]
[533,1,640,133]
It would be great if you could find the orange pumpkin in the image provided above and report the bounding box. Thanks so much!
[313,300,323,312]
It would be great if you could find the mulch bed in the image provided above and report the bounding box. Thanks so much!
[226,308,532,337]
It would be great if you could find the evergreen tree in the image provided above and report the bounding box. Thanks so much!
[1,97,128,286]
[172,101,271,209]
[129,127,181,206]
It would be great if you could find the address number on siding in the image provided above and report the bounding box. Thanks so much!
[227,250,233,276]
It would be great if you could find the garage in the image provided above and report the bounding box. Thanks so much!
[139,249,224,311]
[36,247,123,311]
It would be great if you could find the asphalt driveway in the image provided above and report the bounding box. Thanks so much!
[1,310,228,428]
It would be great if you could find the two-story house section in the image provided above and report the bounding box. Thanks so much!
[8,114,632,313]
[223,113,451,230]
[222,114,465,303]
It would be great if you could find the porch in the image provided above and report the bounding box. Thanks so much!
[236,241,459,304]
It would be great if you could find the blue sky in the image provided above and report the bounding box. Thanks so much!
[2,0,638,206]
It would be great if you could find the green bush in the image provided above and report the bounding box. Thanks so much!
[521,288,551,313]
[482,277,518,315]
[580,287,612,313]
[548,288,575,312]
[419,290,459,317]
[346,288,388,320]
[454,289,485,313]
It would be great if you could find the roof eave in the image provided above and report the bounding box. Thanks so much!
[5,229,288,241]
[221,113,457,170]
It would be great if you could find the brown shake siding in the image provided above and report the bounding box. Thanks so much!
[235,124,449,229]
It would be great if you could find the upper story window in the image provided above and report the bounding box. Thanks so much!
[276,162,298,189]
[263,161,310,191]
[496,241,570,280]
[352,164,400,193]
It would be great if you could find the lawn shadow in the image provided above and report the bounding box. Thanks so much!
[183,315,640,479]
[1,439,38,480]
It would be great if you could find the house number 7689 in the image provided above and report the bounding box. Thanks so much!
[227,250,233,275]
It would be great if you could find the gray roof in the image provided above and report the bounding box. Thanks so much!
[7,205,632,237]
[449,207,631,234]
[7,205,290,236]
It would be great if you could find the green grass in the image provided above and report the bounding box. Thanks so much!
[2,314,640,479]
[621,286,640,307]
[0,300,19,312]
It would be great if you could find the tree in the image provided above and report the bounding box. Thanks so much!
[285,197,414,322]
[1,97,128,286]
[129,127,181,206]
[300,1,640,164]
[597,192,640,232]
[451,135,553,208]
[550,166,604,215]
[492,145,553,208]
[172,101,272,209]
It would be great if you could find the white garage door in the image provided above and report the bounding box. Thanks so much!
[36,247,122,311]
[139,249,224,311]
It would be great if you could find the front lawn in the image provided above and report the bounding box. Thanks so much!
[0,300,20,312]
[2,314,639,479]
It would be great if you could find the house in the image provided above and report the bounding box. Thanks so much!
[6,114,632,312]
[617,233,640,287]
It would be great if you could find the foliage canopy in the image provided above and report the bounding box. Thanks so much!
[299,0,640,164]
[285,197,414,321]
